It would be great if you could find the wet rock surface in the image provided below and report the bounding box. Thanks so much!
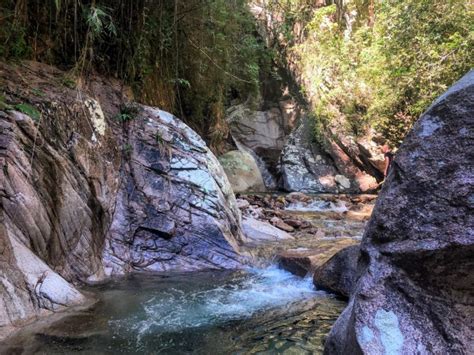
[276,244,357,279]
[313,245,360,298]
[236,192,375,268]
[324,71,474,354]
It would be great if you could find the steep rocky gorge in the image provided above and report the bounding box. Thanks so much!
[222,1,386,195]
[220,72,384,194]
[1,59,472,354]
[0,61,246,339]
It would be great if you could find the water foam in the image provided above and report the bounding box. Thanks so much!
[285,199,348,213]
[109,266,319,343]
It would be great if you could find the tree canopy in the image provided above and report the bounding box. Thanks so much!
[1,0,472,146]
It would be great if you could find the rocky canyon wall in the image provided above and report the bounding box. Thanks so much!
[248,2,383,194]
[323,71,474,354]
[0,61,246,339]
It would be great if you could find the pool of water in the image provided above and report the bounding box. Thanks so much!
[3,267,346,354]
[3,194,374,354]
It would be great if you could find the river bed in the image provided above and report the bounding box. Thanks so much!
[2,268,345,354]
[1,194,375,354]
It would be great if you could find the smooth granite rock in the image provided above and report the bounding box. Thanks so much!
[242,217,294,243]
[0,61,247,339]
[218,150,266,193]
[313,245,360,298]
[324,70,474,354]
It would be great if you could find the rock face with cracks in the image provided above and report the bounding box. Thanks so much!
[280,118,339,193]
[324,71,474,354]
[280,117,379,194]
[0,61,246,339]
[103,107,246,274]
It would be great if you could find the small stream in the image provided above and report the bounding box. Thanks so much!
[3,268,345,354]
[2,194,374,354]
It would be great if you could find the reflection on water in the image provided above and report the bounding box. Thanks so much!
[3,267,345,354]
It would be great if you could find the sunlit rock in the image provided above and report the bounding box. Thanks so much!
[0,62,248,339]
[242,217,294,243]
[103,108,247,274]
[219,150,266,193]
[324,70,474,354]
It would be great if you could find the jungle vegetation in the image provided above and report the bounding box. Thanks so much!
[264,0,473,144]
[0,0,269,152]
[1,0,472,147]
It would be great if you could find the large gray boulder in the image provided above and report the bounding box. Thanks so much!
[313,245,360,298]
[324,71,474,354]
[227,103,286,154]
[103,107,246,274]
[0,61,247,339]
[218,150,266,193]
[226,103,287,187]
[280,117,379,193]
[280,118,339,193]
[276,239,359,277]
[242,217,294,244]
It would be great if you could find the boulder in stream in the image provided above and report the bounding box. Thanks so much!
[103,107,247,274]
[324,71,474,354]
[313,245,360,298]
[277,239,359,277]
[218,150,266,193]
[242,217,294,243]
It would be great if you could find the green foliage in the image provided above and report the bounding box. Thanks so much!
[368,0,473,142]
[84,5,116,38]
[170,78,191,89]
[0,0,268,151]
[0,9,30,60]
[114,103,140,122]
[0,95,13,111]
[269,0,473,145]
[14,103,41,121]
[31,88,46,97]
[122,143,133,155]
[155,132,164,145]
[3,0,467,147]
[61,75,77,89]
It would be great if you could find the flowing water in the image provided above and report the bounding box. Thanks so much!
[3,268,345,354]
[2,194,374,354]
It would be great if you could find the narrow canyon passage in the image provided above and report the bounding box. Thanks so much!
[1,1,472,353]
[1,194,371,354]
